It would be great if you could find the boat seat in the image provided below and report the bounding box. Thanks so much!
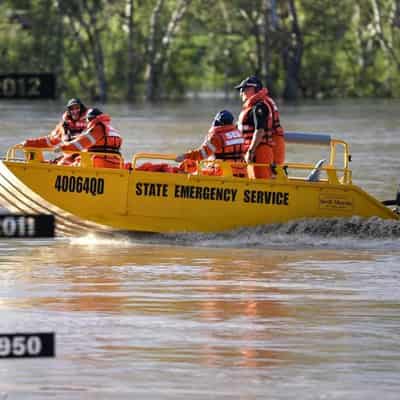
[307,159,325,182]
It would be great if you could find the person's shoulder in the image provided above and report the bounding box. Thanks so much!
[253,102,268,116]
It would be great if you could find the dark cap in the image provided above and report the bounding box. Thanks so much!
[212,110,234,127]
[234,76,263,91]
[66,98,84,108]
[86,108,103,121]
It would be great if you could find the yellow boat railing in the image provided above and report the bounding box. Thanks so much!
[5,137,352,185]
[5,145,125,169]
[131,152,177,168]
[132,152,352,185]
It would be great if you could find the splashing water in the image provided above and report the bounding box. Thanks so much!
[70,216,400,250]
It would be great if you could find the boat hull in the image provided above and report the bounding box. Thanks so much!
[1,160,398,233]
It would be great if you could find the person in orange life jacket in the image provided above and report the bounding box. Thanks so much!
[235,76,285,179]
[175,110,246,176]
[54,108,123,169]
[22,98,88,165]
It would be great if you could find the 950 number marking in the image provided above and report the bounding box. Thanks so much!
[0,333,55,358]
[54,175,104,196]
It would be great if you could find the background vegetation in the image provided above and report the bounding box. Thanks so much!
[1,0,399,101]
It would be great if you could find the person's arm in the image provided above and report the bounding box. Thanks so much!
[175,134,223,162]
[22,121,64,148]
[48,121,65,145]
[60,124,102,152]
[244,103,269,163]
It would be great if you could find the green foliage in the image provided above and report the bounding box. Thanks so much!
[1,0,400,100]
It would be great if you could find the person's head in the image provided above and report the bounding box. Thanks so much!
[212,110,234,127]
[66,98,86,121]
[234,76,263,102]
[86,108,103,122]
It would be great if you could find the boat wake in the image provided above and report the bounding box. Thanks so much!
[72,216,400,250]
[171,216,400,250]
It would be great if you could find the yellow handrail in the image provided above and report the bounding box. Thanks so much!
[77,151,124,169]
[5,145,50,163]
[5,139,353,185]
[5,145,124,168]
[131,152,177,169]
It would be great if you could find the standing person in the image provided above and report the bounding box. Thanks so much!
[175,110,246,176]
[56,108,123,169]
[23,98,88,165]
[235,76,285,179]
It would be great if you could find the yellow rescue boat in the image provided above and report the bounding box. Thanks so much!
[0,133,398,234]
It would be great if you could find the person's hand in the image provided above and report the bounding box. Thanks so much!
[175,154,186,162]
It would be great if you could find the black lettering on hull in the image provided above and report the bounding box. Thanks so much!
[243,190,289,205]
[54,175,104,196]
[174,185,237,202]
[135,182,169,197]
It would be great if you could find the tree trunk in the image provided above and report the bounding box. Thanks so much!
[55,0,65,98]
[282,0,303,100]
[262,0,279,93]
[146,0,165,102]
[84,2,107,102]
[64,1,108,102]
[238,6,265,77]
[370,0,400,68]
[63,13,94,96]
[126,0,136,101]
[146,0,192,101]
[394,0,400,28]
[218,0,233,99]
[254,23,263,77]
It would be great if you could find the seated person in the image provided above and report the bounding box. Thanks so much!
[175,110,246,177]
[23,98,88,165]
[55,108,123,169]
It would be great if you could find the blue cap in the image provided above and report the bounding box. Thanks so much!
[86,108,103,121]
[212,110,234,127]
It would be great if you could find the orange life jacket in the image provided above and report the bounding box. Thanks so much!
[61,110,88,141]
[208,125,245,161]
[185,124,245,161]
[238,88,284,149]
[61,114,122,153]
[23,110,88,149]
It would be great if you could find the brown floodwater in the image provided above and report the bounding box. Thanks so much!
[0,99,400,399]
